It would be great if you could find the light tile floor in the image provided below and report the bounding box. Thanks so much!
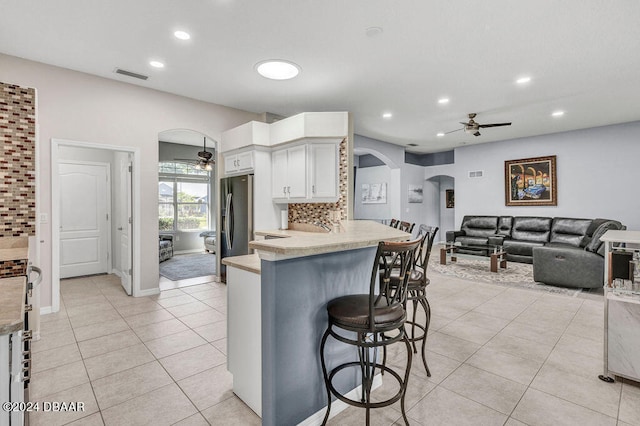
[29,271,640,425]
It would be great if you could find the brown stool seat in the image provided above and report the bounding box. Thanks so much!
[327,294,406,329]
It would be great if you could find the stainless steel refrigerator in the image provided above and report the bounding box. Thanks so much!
[219,174,253,282]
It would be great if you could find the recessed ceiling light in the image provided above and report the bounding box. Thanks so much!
[174,30,191,40]
[256,60,300,80]
[516,76,531,84]
[438,98,450,104]
[382,112,392,119]
[365,26,384,37]
[149,60,165,68]
[436,132,445,137]
[552,110,565,117]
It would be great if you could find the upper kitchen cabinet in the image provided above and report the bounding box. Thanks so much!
[221,112,348,200]
[309,143,338,201]
[271,142,339,204]
[272,145,307,202]
[223,150,254,175]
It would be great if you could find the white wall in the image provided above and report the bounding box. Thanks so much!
[452,121,640,230]
[401,163,429,228]
[354,165,392,221]
[354,135,430,228]
[0,53,259,309]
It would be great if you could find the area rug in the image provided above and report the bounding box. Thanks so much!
[159,253,216,281]
[428,252,602,297]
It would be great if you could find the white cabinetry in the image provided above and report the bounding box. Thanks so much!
[309,143,338,201]
[272,143,339,203]
[224,151,254,175]
[599,230,640,383]
[271,145,307,202]
[227,264,262,417]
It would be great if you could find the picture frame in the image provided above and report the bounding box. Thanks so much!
[361,182,387,204]
[505,155,557,206]
[445,189,455,208]
[407,184,423,203]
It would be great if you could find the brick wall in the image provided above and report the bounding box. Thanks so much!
[0,82,36,237]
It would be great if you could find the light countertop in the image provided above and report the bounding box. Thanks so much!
[0,276,26,335]
[601,230,640,244]
[222,254,261,274]
[0,236,28,262]
[250,220,411,261]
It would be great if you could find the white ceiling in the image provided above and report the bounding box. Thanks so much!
[2,0,640,153]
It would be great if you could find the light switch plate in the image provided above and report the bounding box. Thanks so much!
[40,213,48,223]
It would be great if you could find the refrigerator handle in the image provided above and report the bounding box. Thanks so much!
[225,193,233,250]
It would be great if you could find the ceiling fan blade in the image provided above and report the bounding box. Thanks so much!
[459,122,470,126]
[445,128,463,135]
[478,122,512,128]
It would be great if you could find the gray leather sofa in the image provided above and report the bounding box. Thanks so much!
[446,215,624,288]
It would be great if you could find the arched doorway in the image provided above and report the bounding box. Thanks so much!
[157,129,218,289]
[425,175,455,241]
[353,147,401,223]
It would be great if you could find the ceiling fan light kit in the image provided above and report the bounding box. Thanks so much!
[174,137,214,171]
[446,113,512,137]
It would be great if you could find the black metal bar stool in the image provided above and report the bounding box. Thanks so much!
[319,238,421,425]
[386,225,438,376]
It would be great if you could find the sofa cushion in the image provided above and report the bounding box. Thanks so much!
[503,239,545,257]
[510,217,552,243]
[461,216,499,237]
[549,218,592,247]
[586,220,623,253]
[497,216,513,237]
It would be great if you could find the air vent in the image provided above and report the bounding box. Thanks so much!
[468,170,484,178]
[407,143,418,147]
[114,68,149,80]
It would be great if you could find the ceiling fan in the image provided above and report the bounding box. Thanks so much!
[446,113,512,137]
[174,137,215,171]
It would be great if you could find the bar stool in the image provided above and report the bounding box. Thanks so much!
[389,225,438,376]
[398,221,415,234]
[320,238,421,426]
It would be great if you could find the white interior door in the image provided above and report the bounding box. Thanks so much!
[118,159,132,295]
[59,162,110,278]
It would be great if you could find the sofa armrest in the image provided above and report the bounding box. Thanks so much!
[533,246,603,288]
[446,230,465,242]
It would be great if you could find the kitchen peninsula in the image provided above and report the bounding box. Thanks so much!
[222,220,410,426]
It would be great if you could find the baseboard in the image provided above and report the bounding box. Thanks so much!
[40,306,53,315]
[297,374,383,426]
[135,287,160,297]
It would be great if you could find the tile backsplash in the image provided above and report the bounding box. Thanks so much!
[0,82,36,237]
[288,138,348,225]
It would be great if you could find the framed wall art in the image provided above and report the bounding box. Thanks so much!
[505,155,557,206]
[361,182,387,204]
[445,189,455,208]
[407,184,423,203]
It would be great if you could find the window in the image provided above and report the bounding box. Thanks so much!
[159,162,211,231]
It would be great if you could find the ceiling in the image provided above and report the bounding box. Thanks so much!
[2,0,640,153]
